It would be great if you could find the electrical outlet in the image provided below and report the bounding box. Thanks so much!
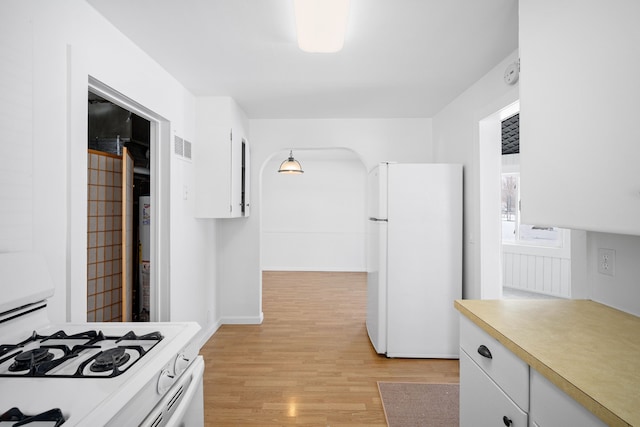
[597,248,616,276]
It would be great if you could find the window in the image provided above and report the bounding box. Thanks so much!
[501,173,563,247]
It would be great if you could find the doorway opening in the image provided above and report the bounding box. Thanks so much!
[260,148,368,274]
[498,110,571,299]
[478,99,574,300]
[87,91,151,322]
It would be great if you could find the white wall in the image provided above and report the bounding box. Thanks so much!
[6,0,218,344]
[217,118,432,323]
[0,4,33,254]
[432,49,520,299]
[587,232,640,316]
[261,152,367,272]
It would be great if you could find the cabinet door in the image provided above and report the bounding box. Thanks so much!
[195,97,232,218]
[229,98,249,217]
[195,96,250,218]
[529,369,606,427]
[519,0,640,235]
[242,139,250,217]
[460,351,528,427]
[229,133,250,217]
[229,130,242,217]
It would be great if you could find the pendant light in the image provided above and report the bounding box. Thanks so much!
[278,150,304,174]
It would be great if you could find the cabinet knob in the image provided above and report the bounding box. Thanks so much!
[477,344,493,359]
[502,416,512,426]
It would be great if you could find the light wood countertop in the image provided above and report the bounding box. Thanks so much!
[455,299,640,427]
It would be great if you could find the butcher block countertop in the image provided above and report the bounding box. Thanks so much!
[454,299,640,427]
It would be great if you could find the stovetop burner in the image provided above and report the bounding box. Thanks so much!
[0,407,65,426]
[9,348,55,372]
[0,329,163,378]
[89,347,130,372]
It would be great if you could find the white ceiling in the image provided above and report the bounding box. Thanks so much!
[86,0,518,119]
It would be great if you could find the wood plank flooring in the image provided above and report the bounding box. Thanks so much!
[201,271,460,426]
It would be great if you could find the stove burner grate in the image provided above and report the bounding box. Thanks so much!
[0,331,50,359]
[0,345,21,359]
[0,330,163,379]
[116,330,163,342]
[38,329,105,345]
[0,407,65,426]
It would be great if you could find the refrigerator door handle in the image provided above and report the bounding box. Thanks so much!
[368,217,388,222]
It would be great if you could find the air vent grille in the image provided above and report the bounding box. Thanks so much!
[174,135,192,161]
[183,140,192,160]
[174,136,184,157]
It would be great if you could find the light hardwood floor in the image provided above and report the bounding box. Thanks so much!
[201,271,460,426]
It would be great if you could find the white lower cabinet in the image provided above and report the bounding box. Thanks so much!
[460,315,529,426]
[460,315,607,427]
[529,369,606,427]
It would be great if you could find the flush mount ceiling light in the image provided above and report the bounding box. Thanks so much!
[293,0,350,53]
[278,150,304,174]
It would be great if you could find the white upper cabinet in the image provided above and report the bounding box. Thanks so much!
[519,0,640,235]
[195,97,250,218]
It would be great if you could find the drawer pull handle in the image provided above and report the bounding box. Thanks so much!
[502,415,513,426]
[477,345,492,359]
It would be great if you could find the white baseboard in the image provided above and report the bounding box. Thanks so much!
[197,320,222,349]
[220,312,264,325]
[195,313,265,349]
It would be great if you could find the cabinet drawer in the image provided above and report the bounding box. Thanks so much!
[460,315,529,411]
[460,351,528,427]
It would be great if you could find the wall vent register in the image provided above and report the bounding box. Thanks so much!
[174,135,192,160]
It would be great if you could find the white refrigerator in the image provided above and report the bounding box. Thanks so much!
[366,162,462,358]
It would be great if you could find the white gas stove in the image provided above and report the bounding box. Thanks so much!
[0,252,204,426]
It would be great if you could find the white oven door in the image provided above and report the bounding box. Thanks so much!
[141,355,205,427]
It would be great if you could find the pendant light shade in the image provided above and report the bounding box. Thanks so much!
[278,150,304,174]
